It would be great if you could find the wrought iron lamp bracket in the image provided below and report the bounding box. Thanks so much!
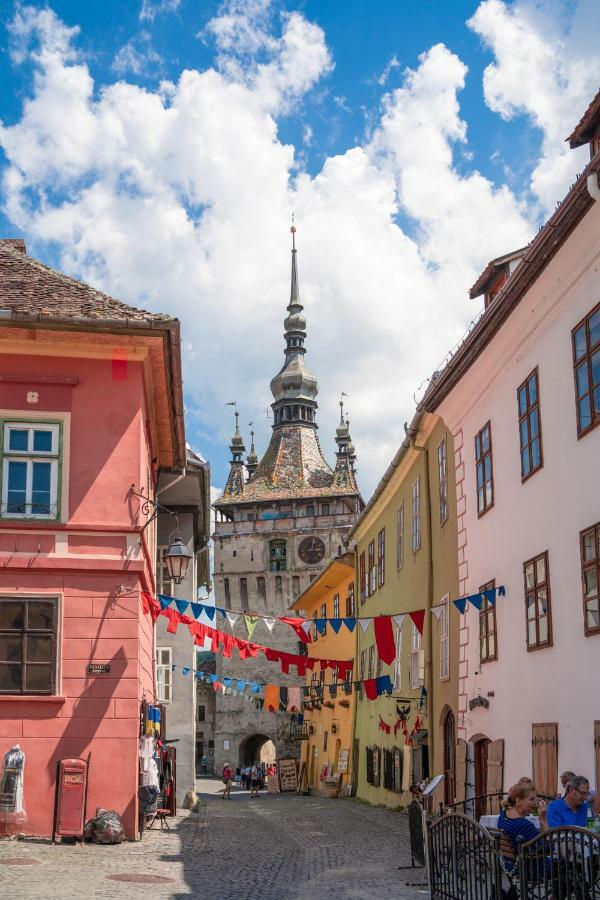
[129,484,179,538]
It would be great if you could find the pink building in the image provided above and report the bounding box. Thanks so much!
[423,92,600,801]
[0,239,185,837]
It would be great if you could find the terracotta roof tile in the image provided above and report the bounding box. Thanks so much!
[567,88,600,148]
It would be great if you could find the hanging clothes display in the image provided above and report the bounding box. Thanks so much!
[0,745,26,818]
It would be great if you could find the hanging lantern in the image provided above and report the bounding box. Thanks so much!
[163,532,193,585]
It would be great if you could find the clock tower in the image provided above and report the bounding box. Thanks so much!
[211,225,362,774]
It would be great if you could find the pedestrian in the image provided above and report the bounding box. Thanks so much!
[250,761,261,799]
[222,762,233,799]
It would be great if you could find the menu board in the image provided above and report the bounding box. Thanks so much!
[267,775,280,793]
[337,750,349,773]
[278,758,298,792]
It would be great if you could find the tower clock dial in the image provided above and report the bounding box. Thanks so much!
[298,536,326,565]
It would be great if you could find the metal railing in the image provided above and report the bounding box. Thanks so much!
[428,813,503,899]
[518,826,600,899]
[438,793,556,820]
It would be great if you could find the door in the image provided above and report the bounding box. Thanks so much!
[474,737,490,818]
[455,738,467,804]
[486,739,504,795]
[443,710,456,805]
[532,723,558,797]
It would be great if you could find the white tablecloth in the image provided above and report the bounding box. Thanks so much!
[479,814,540,830]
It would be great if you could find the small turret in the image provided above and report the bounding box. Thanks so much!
[246,428,258,479]
[332,398,358,490]
[222,409,246,498]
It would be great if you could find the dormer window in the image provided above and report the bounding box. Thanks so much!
[484,271,507,309]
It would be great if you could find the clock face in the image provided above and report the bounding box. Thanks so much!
[298,536,326,565]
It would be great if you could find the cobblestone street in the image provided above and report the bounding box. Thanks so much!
[0,780,429,900]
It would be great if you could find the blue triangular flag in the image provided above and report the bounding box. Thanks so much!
[376,675,393,695]
[251,682,260,694]
[330,619,343,634]
[175,598,189,615]
[223,678,232,688]
[216,607,226,617]
[190,602,202,619]
[203,605,216,621]
[453,597,468,614]
[498,585,506,597]
[237,680,246,691]
[468,593,482,611]
[343,618,357,632]
[209,674,218,684]
[315,619,326,635]
[182,667,190,676]
[484,588,496,606]
[195,671,202,680]
[158,594,172,610]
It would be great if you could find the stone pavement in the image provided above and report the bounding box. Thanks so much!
[0,780,430,900]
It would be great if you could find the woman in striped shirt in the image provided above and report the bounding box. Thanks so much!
[498,782,549,873]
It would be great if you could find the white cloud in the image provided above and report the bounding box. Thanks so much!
[0,1,592,498]
[302,123,313,146]
[140,0,180,23]
[377,53,400,86]
[112,31,163,77]
[468,0,600,213]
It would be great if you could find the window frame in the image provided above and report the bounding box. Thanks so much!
[479,578,498,664]
[523,551,553,651]
[0,421,62,521]
[346,583,355,617]
[396,502,404,570]
[439,592,450,681]
[333,593,340,619]
[368,540,376,595]
[0,596,58,695]
[155,646,173,703]
[359,552,366,604]
[320,602,327,636]
[409,623,424,689]
[580,523,600,636]
[367,644,374,679]
[572,301,600,439]
[438,436,449,525]
[377,528,385,588]
[412,478,421,553]
[393,622,402,692]
[475,421,494,517]
[517,367,543,481]
[269,539,287,572]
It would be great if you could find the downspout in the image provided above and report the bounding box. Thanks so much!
[406,420,435,773]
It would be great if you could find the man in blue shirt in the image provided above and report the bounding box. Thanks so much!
[547,776,590,827]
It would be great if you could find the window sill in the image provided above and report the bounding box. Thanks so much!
[0,695,66,704]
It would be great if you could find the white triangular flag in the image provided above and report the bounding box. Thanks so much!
[358,618,371,634]
[226,611,240,629]
[301,620,312,637]
[392,614,406,631]
[264,616,277,633]
[430,606,444,623]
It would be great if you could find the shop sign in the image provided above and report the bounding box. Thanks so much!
[88,664,111,675]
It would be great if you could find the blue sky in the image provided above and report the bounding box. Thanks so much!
[0,0,598,496]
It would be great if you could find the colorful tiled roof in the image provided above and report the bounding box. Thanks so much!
[0,239,176,326]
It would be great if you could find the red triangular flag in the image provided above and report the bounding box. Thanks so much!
[409,609,425,635]
[374,616,396,665]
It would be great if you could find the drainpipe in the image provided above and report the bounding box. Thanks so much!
[406,420,435,773]
[587,172,600,201]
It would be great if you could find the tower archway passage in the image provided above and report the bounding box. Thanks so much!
[239,734,272,766]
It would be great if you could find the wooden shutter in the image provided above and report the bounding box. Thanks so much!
[532,723,558,796]
[455,738,467,803]
[487,739,504,794]
[595,722,600,793]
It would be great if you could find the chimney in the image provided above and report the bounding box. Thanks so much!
[0,239,26,254]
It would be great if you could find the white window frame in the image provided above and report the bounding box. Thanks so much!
[1,423,60,520]
[409,623,424,689]
[393,622,403,691]
[438,436,448,525]
[367,644,374,678]
[412,477,421,553]
[396,502,404,570]
[156,646,172,702]
[439,592,450,681]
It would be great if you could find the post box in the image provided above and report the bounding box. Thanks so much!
[52,757,89,842]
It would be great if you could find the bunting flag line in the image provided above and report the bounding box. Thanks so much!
[430,605,444,623]
[243,614,260,639]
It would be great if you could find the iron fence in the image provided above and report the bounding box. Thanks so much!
[438,792,556,820]
[518,826,600,899]
[427,813,503,900]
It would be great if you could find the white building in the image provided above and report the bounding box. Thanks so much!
[423,90,600,801]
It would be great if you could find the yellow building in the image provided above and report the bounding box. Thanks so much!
[291,553,357,794]
[349,411,459,809]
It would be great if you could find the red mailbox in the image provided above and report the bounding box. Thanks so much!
[52,757,90,843]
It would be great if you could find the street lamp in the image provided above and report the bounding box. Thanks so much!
[129,484,192,585]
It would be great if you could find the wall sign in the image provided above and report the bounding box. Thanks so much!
[468,696,490,711]
[88,664,110,675]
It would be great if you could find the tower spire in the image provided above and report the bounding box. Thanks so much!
[333,394,358,490]
[246,425,258,478]
[222,405,246,498]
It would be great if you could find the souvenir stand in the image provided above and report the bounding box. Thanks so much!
[138,700,176,835]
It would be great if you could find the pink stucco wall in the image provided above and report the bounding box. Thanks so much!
[438,198,600,791]
[0,350,158,838]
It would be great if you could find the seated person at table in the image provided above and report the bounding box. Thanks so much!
[498,783,548,871]
[559,770,576,798]
[547,776,589,827]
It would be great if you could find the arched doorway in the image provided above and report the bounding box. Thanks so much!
[239,733,270,767]
[442,708,456,805]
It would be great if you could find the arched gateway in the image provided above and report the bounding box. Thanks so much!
[238,734,276,767]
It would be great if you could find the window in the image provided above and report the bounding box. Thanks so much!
[320,602,327,635]
[312,611,318,641]
[292,575,300,601]
[368,540,376,595]
[323,730,328,752]
[359,552,366,604]
[223,578,230,605]
[257,576,266,603]
[479,579,498,663]
[396,502,404,569]
[269,539,287,571]
[475,422,494,516]
[198,705,206,722]
[0,597,57,694]
[377,528,385,588]
[412,478,421,553]
[518,368,543,480]
[439,593,450,680]
[321,502,330,516]
[572,302,600,437]
[1,422,60,519]
[275,575,283,602]
[156,647,172,702]
[383,748,395,790]
[306,505,315,517]
[250,549,254,560]
[366,746,374,784]
[232,550,237,557]
[360,648,366,679]
[333,593,340,619]
[346,583,355,617]
[524,551,552,650]
[367,644,374,678]
[240,577,248,611]
[409,623,424,689]
[581,523,600,635]
[438,436,449,524]
[393,624,402,691]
